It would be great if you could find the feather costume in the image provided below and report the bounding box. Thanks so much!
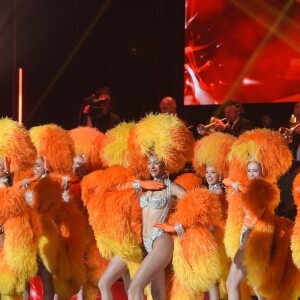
[290,173,300,299]
[174,173,202,191]
[0,187,41,299]
[168,188,222,297]
[0,118,41,299]
[224,129,299,299]
[69,126,104,172]
[127,114,224,299]
[292,173,300,269]
[81,121,143,280]
[242,178,300,299]
[193,132,235,298]
[30,124,85,299]
[69,126,107,299]
[0,118,36,181]
[81,164,143,278]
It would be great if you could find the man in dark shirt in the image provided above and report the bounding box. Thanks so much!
[287,101,300,175]
[79,87,120,133]
[214,99,253,137]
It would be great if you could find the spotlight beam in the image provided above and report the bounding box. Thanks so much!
[229,0,300,55]
[224,0,295,101]
[26,0,112,123]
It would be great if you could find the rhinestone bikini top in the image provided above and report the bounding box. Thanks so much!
[139,179,171,209]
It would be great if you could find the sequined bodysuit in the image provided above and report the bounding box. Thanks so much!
[140,179,171,253]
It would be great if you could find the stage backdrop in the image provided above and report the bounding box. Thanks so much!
[184,0,300,105]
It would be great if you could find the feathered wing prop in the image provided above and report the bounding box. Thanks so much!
[168,188,222,298]
[242,179,300,299]
[81,166,143,278]
[0,187,41,297]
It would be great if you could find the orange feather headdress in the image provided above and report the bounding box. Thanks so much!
[30,124,75,175]
[100,121,135,168]
[69,126,104,172]
[227,128,292,183]
[193,132,236,179]
[128,113,194,178]
[0,118,36,180]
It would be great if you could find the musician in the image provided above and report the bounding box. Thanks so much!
[160,96,177,115]
[288,101,300,175]
[213,99,253,137]
[276,102,300,220]
[79,87,120,133]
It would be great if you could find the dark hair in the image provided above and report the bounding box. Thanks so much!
[94,86,113,99]
[94,86,114,110]
[222,99,244,115]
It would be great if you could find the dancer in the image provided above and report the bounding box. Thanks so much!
[83,114,194,300]
[192,132,235,300]
[155,133,232,300]
[223,128,299,299]
[125,114,194,300]
[81,121,143,300]
[223,159,265,300]
[68,126,107,300]
[0,118,41,300]
[22,155,63,300]
[29,124,86,299]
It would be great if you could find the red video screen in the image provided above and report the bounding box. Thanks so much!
[184,0,300,105]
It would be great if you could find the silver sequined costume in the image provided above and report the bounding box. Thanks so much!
[140,179,171,253]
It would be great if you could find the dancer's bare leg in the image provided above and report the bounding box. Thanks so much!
[150,269,166,300]
[23,283,30,300]
[226,229,250,300]
[254,287,265,300]
[98,255,128,300]
[76,288,83,300]
[122,268,131,294]
[128,234,173,300]
[209,282,220,300]
[39,261,55,300]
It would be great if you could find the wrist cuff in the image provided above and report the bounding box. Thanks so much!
[133,180,142,193]
[22,178,29,188]
[62,176,69,186]
[232,181,241,193]
[175,223,185,238]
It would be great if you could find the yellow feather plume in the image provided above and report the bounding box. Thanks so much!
[0,118,36,179]
[228,128,292,183]
[128,113,194,177]
[193,132,235,178]
[101,121,135,167]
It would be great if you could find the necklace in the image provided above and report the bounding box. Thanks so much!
[209,183,222,192]
[153,175,168,184]
[0,176,8,185]
[41,173,47,179]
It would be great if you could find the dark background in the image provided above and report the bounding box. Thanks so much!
[1,0,185,128]
[0,0,298,131]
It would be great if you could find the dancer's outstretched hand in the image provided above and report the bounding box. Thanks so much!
[140,180,164,190]
[222,178,247,193]
[154,222,176,233]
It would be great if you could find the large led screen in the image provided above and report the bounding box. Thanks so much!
[184,0,300,105]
